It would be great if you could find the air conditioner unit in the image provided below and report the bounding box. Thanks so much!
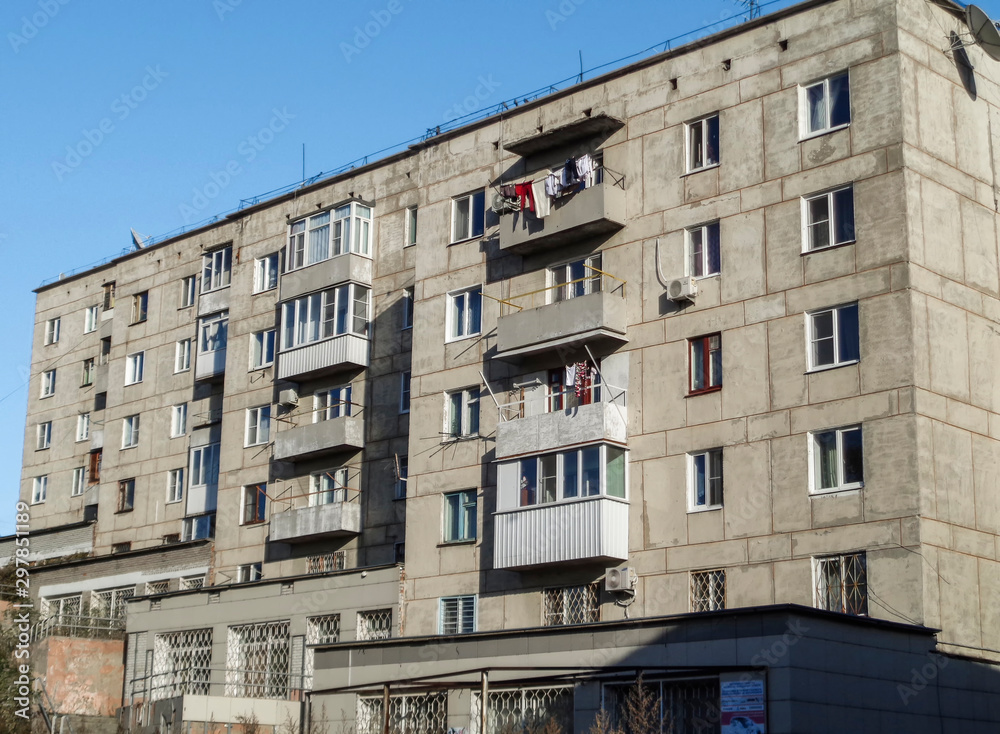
[667,276,698,302]
[278,386,299,407]
[491,193,519,214]
[605,566,635,593]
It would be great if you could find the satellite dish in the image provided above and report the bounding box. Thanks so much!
[130,228,149,250]
[966,4,1000,62]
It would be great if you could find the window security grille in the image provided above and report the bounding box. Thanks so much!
[146,581,169,595]
[470,687,574,734]
[542,584,599,626]
[180,576,205,591]
[304,615,341,688]
[42,595,82,636]
[356,609,393,641]
[357,692,448,734]
[603,678,721,734]
[691,570,726,612]
[226,621,291,699]
[152,628,213,700]
[816,552,868,616]
[307,551,346,574]
[92,586,135,626]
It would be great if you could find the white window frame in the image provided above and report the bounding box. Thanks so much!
[400,371,411,414]
[198,312,228,355]
[249,329,276,370]
[76,413,90,442]
[36,422,52,450]
[314,385,353,421]
[81,358,95,387]
[253,253,279,293]
[800,71,851,139]
[686,221,721,278]
[402,287,414,330]
[71,467,85,497]
[405,205,418,247]
[444,387,480,440]
[443,489,477,543]
[167,468,184,504]
[122,415,140,449]
[286,203,373,271]
[547,254,602,304]
[445,286,482,342]
[394,455,408,500]
[180,275,197,308]
[451,190,486,243]
[170,404,188,438]
[439,595,476,635]
[809,424,864,494]
[685,113,720,173]
[32,476,47,504]
[84,305,99,333]
[190,444,220,493]
[240,484,267,525]
[44,317,60,345]
[125,351,145,385]
[244,405,271,447]
[806,303,860,372]
[500,444,628,509]
[201,246,232,293]
[236,563,263,583]
[182,514,214,542]
[280,284,370,350]
[688,448,723,511]
[131,291,148,324]
[40,369,56,398]
[801,185,855,252]
[174,340,192,373]
[310,468,348,506]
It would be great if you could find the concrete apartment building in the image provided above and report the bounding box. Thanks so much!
[13,0,1000,730]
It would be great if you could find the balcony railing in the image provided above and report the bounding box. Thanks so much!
[497,381,626,422]
[270,487,363,543]
[273,402,365,461]
[31,613,126,642]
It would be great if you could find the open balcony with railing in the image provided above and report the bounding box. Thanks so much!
[498,166,626,254]
[273,400,365,462]
[269,484,362,544]
[493,267,628,362]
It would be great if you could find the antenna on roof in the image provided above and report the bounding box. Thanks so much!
[735,0,761,21]
[959,4,1000,61]
[130,228,150,250]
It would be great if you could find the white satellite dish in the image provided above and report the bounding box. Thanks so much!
[966,4,1000,62]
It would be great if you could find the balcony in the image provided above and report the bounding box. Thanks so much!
[494,496,628,569]
[270,500,361,544]
[495,384,627,460]
[280,253,372,301]
[195,348,226,381]
[499,170,625,255]
[273,407,365,462]
[277,334,368,381]
[494,273,628,362]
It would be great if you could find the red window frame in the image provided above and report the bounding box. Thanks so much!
[689,334,722,395]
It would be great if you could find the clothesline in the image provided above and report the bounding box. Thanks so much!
[497,153,597,219]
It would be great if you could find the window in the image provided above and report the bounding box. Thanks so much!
[402,287,414,330]
[102,282,116,311]
[439,596,476,635]
[99,337,111,365]
[182,514,215,541]
[689,334,722,394]
[44,317,60,345]
[236,563,262,583]
[131,292,148,324]
[250,329,275,369]
[117,478,135,513]
[549,254,602,303]
[808,303,859,370]
[394,542,405,563]
[76,413,90,442]
[688,448,723,511]
[445,387,480,439]
[280,284,370,349]
[225,620,289,699]
[31,476,47,504]
[691,569,726,612]
[199,312,228,353]
[451,190,485,242]
[125,351,144,385]
[394,455,408,500]
[405,205,418,247]
[190,444,220,492]
[542,584,599,626]
[71,467,85,497]
[315,385,352,421]
[253,253,279,293]
[810,425,863,493]
[180,275,197,308]
[167,468,184,504]
[180,575,206,590]
[801,71,850,137]
[310,469,348,505]
[400,372,411,414]
[245,405,271,446]
[307,552,346,574]
[687,222,721,278]
[36,422,52,450]
[122,414,140,448]
[88,450,102,484]
[171,404,188,438]
[815,552,867,616]
[444,490,476,542]
[241,484,267,525]
[686,114,720,172]
[84,305,99,333]
[286,203,372,270]
[40,369,56,398]
[81,358,95,386]
[357,609,392,641]
[803,185,855,251]
[201,246,232,292]
[446,286,482,340]
[175,339,192,373]
[506,444,626,508]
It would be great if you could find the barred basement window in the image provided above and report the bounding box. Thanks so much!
[304,614,341,688]
[226,620,291,699]
[815,552,868,616]
[356,609,392,641]
[112,542,132,554]
[691,570,726,612]
[307,551,346,574]
[152,628,213,700]
[357,692,447,734]
[471,686,573,734]
[180,575,205,591]
[542,584,599,626]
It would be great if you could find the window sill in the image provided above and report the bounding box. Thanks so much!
[200,286,231,296]
[801,239,856,256]
[165,499,183,505]
[449,234,483,247]
[178,305,194,310]
[129,320,148,327]
[686,386,722,398]
[75,438,88,444]
[173,369,191,375]
[35,447,50,452]
[248,365,274,372]
[39,394,54,400]
[81,383,94,389]
[688,504,723,514]
[124,382,142,387]
[682,163,720,178]
[799,123,850,143]
[810,484,863,496]
[121,445,138,451]
[30,501,45,506]
[441,434,480,444]
[445,332,482,345]
[251,287,277,296]
[692,272,720,281]
[115,509,134,515]
[805,360,858,375]
[438,539,476,547]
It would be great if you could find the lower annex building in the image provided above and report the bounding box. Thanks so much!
[11,0,1000,731]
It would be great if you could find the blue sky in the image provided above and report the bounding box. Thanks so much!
[0,0,990,534]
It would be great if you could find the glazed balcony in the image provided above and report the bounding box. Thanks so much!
[277,334,369,381]
[273,403,365,462]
